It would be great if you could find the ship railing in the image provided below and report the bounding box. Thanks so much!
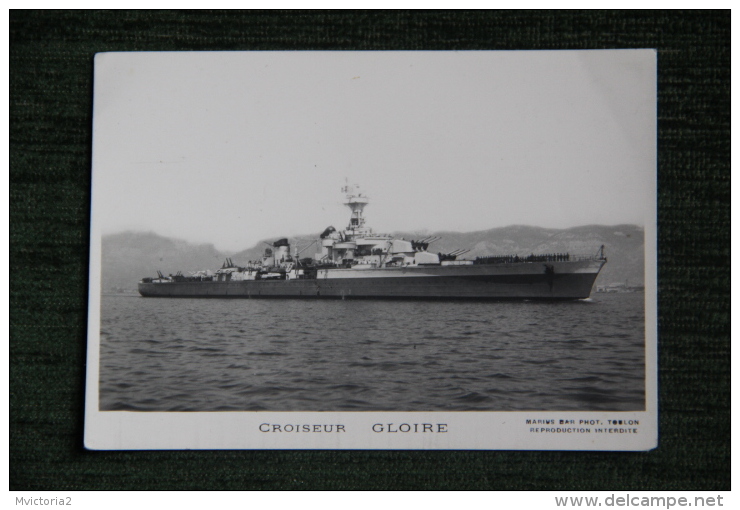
[569,253,607,261]
[472,251,606,264]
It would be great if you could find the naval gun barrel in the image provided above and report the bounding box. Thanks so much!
[419,236,441,244]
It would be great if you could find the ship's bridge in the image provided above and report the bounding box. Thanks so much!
[313,184,440,267]
[342,183,370,235]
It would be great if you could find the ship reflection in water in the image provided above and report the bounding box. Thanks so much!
[99,292,645,412]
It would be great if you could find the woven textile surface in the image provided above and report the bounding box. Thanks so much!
[10,10,729,490]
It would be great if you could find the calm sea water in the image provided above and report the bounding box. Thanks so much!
[99,293,645,412]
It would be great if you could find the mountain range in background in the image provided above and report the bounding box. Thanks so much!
[101,224,645,293]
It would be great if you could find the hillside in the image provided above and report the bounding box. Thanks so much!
[101,232,225,292]
[101,225,645,292]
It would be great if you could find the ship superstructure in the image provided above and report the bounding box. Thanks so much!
[314,184,442,270]
[138,185,606,299]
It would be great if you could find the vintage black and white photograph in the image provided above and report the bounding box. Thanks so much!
[84,50,657,450]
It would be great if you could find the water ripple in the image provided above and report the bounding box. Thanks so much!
[99,293,646,412]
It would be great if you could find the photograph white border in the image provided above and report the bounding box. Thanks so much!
[84,50,657,450]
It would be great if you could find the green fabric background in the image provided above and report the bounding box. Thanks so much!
[10,10,729,490]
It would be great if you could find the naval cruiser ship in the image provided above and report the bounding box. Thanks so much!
[138,185,606,300]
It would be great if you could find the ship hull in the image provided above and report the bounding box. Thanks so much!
[138,260,605,300]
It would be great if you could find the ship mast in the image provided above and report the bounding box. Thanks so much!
[342,183,370,236]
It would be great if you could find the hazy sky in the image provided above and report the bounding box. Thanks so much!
[92,50,656,251]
